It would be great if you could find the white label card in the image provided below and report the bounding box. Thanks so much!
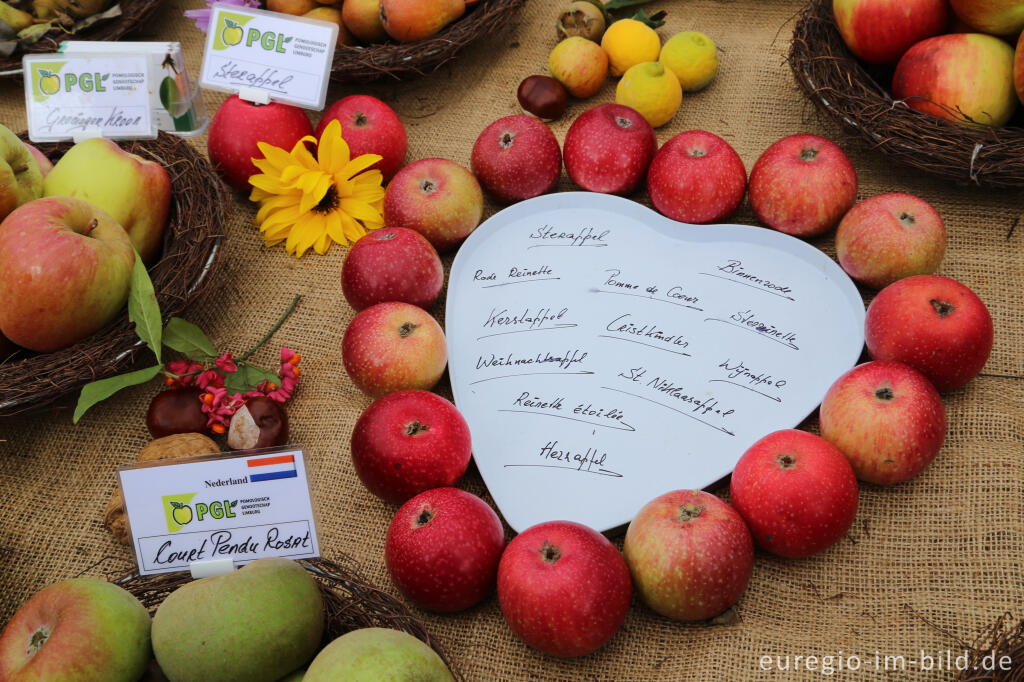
[119,448,320,575]
[199,3,338,110]
[23,54,153,143]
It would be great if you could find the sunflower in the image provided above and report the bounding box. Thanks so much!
[248,119,386,257]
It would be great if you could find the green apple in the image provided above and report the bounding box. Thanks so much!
[0,577,151,682]
[44,137,171,264]
[304,628,453,682]
[0,196,135,352]
[0,124,43,222]
[152,557,324,682]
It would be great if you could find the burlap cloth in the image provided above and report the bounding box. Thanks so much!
[1,1,1022,679]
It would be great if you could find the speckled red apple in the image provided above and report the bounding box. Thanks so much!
[315,95,407,182]
[820,361,947,484]
[385,488,505,612]
[730,429,858,558]
[864,275,993,392]
[342,301,447,397]
[647,130,747,224]
[383,158,483,253]
[341,227,443,311]
[563,103,656,195]
[471,115,562,204]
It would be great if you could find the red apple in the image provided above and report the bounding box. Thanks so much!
[1014,30,1023,106]
[342,301,447,397]
[0,577,152,682]
[497,520,631,657]
[820,361,947,484]
[341,227,443,311]
[207,95,313,193]
[865,274,993,391]
[730,429,858,558]
[382,158,483,254]
[646,130,747,224]
[351,390,472,503]
[470,115,562,204]
[385,487,505,612]
[563,103,657,195]
[835,192,946,289]
[24,143,53,177]
[748,134,857,238]
[0,197,135,352]
[950,0,1024,35]
[315,95,407,182]
[623,489,753,621]
[893,33,1018,127]
[832,0,949,65]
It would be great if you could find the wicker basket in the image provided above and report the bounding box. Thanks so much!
[110,556,463,680]
[0,132,225,418]
[789,0,1024,188]
[330,0,526,83]
[0,0,162,77]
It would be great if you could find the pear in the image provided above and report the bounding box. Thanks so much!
[152,558,324,682]
[380,0,464,43]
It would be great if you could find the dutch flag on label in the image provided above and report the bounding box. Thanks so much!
[247,454,298,482]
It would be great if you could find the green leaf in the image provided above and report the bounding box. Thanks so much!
[128,252,162,364]
[626,8,665,28]
[603,0,651,10]
[223,363,280,395]
[73,364,163,423]
[163,317,217,358]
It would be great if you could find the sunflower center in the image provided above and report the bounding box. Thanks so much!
[313,184,340,215]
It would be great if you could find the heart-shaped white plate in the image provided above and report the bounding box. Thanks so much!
[446,192,865,533]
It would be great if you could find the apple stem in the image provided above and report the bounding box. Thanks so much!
[678,504,704,522]
[930,299,955,318]
[27,626,50,655]
[398,322,420,338]
[83,218,99,236]
[540,541,561,564]
[405,420,429,436]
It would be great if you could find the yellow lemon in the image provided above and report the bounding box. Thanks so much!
[616,61,682,128]
[660,31,718,92]
[601,18,661,77]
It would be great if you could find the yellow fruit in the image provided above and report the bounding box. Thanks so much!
[221,20,243,46]
[616,61,682,128]
[601,18,660,77]
[660,31,718,92]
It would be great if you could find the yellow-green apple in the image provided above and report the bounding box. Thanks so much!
[385,487,505,611]
[748,134,858,238]
[497,520,631,657]
[832,0,949,65]
[623,489,753,621]
[0,577,151,682]
[351,390,471,502]
[892,33,1018,126]
[820,361,947,484]
[835,192,946,289]
[0,124,43,222]
[471,115,562,204]
[950,0,1024,35]
[0,197,135,352]
[380,0,464,42]
[342,0,387,42]
[43,138,171,264]
[647,129,747,224]
[1015,30,1023,105]
[23,143,53,177]
[315,94,407,182]
[382,158,483,253]
[342,301,447,397]
[730,429,858,558]
[341,227,443,311]
[864,274,993,391]
[207,94,313,193]
[304,628,453,682]
[563,103,657,195]
[548,36,609,98]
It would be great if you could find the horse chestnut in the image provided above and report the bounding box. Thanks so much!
[517,75,569,121]
[227,397,289,450]
[146,387,209,438]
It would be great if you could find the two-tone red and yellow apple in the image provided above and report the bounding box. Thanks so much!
[833,0,949,65]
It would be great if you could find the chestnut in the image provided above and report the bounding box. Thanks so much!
[517,75,569,122]
[146,387,209,438]
[227,397,289,450]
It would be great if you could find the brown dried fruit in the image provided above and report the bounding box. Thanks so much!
[517,75,569,122]
[104,433,220,545]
